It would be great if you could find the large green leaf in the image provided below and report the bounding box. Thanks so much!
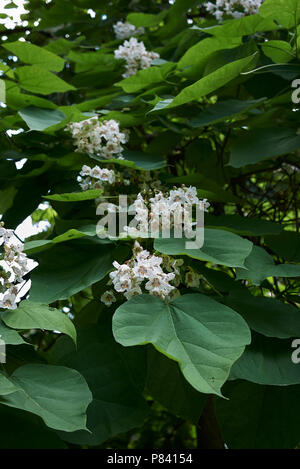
[236,246,300,285]
[2,301,77,344]
[154,229,253,268]
[127,10,167,27]
[16,65,75,95]
[30,240,129,303]
[45,37,84,55]
[230,333,300,385]
[224,291,300,339]
[259,0,300,29]
[0,364,92,432]
[18,107,66,131]
[113,294,251,397]
[44,189,102,202]
[115,63,175,93]
[189,99,266,128]
[151,54,257,111]
[3,41,65,72]
[0,319,25,345]
[67,50,117,73]
[0,373,19,396]
[51,318,148,446]
[6,89,57,110]
[178,37,241,76]
[24,226,99,255]
[24,225,101,256]
[261,40,294,63]
[228,128,300,168]
[146,346,207,423]
[217,380,300,449]
[98,109,146,127]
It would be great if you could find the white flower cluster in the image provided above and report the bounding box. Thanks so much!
[113,21,145,40]
[102,242,176,304]
[124,186,210,238]
[114,37,160,78]
[67,117,128,159]
[205,0,264,20]
[100,248,204,307]
[0,224,31,310]
[79,165,115,191]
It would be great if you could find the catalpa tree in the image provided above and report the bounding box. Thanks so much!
[0,0,300,450]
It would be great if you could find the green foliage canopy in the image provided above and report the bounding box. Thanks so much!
[0,0,300,450]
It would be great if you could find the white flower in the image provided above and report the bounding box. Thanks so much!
[184,186,199,204]
[0,292,17,310]
[169,188,186,204]
[124,186,209,239]
[107,243,180,303]
[114,37,160,78]
[99,168,115,184]
[132,262,150,279]
[80,165,92,177]
[198,198,210,212]
[90,166,102,179]
[144,272,175,299]
[205,0,264,20]
[67,118,128,159]
[100,290,116,306]
[113,277,133,293]
[0,223,35,310]
[78,165,116,191]
[113,21,144,40]
[0,227,14,245]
